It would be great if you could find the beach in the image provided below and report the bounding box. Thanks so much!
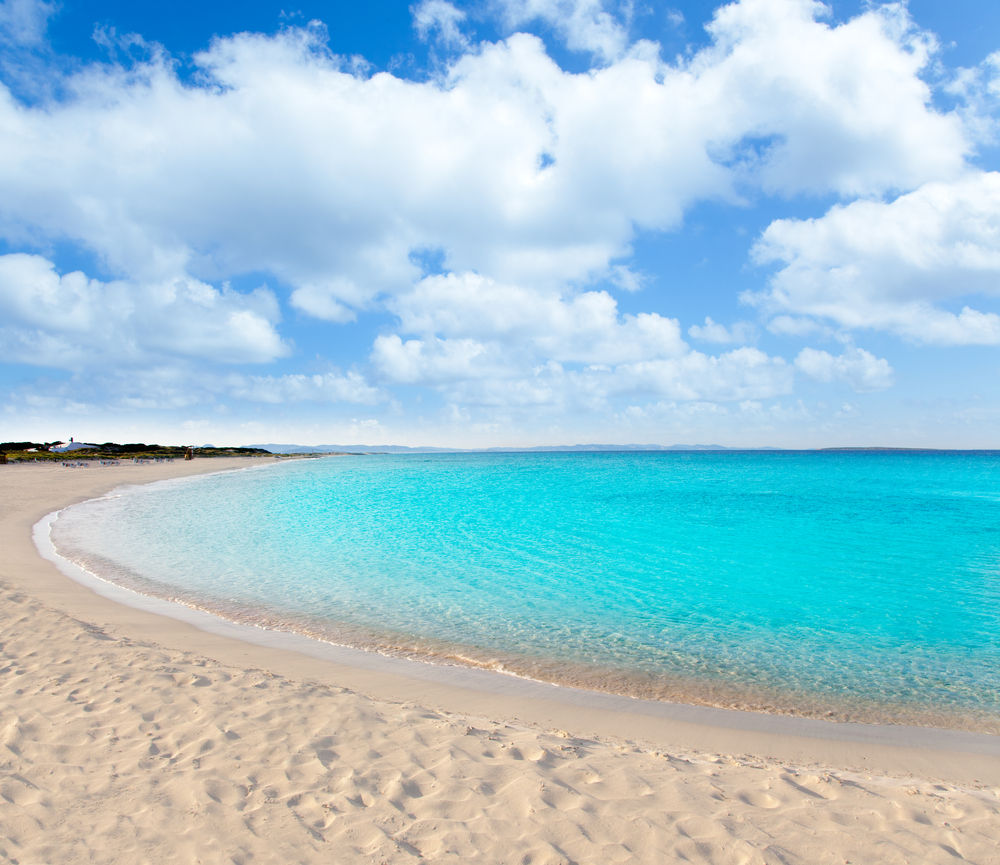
[2,459,999,864]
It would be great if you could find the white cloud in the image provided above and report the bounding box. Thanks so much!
[766,314,834,338]
[608,264,644,292]
[376,271,794,406]
[0,253,287,368]
[687,316,756,344]
[0,0,969,328]
[416,347,795,409]
[613,396,813,445]
[372,334,495,384]
[2,362,382,421]
[412,0,468,48]
[228,371,382,404]
[376,276,794,406]
[391,272,686,365]
[0,0,54,46]
[440,363,569,408]
[621,399,728,422]
[608,347,793,401]
[2,0,992,436]
[946,51,1000,149]
[0,0,58,100]
[693,0,965,197]
[794,346,893,392]
[750,171,1000,344]
[289,281,360,323]
[495,0,630,62]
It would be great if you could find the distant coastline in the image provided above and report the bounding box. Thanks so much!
[5,439,997,461]
[251,442,999,455]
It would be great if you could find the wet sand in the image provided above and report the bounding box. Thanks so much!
[2,458,998,864]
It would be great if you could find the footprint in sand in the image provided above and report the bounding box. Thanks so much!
[675,815,718,839]
[780,772,832,800]
[0,776,41,807]
[737,790,782,809]
[203,778,248,808]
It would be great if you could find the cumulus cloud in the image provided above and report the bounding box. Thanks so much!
[687,316,756,344]
[0,0,990,433]
[390,272,686,365]
[750,171,1000,344]
[0,253,287,368]
[372,334,495,384]
[794,346,894,392]
[606,347,793,401]
[412,0,468,48]
[694,0,965,197]
[495,0,631,62]
[396,346,795,409]
[376,273,793,406]
[0,0,969,328]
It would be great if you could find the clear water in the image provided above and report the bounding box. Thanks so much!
[50,451,1000,730]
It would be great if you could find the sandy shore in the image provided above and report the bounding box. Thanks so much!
[2,458,998,864]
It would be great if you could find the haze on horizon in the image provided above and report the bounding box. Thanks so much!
[1,0,999,449]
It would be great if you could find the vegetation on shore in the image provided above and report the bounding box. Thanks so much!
[0,441,272,463]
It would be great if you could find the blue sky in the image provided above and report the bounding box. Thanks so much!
[1,0,999,447]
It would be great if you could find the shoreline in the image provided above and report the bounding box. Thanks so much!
[38,505,1000,757]
[2,457,999,863]
[40,482,1000,749]
[5,456,998,777]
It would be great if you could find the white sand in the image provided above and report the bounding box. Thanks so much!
[1,458,998,864]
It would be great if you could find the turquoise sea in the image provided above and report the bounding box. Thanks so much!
[50,451,1000,730]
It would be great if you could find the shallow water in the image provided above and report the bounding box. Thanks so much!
[51,451,1000,730]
